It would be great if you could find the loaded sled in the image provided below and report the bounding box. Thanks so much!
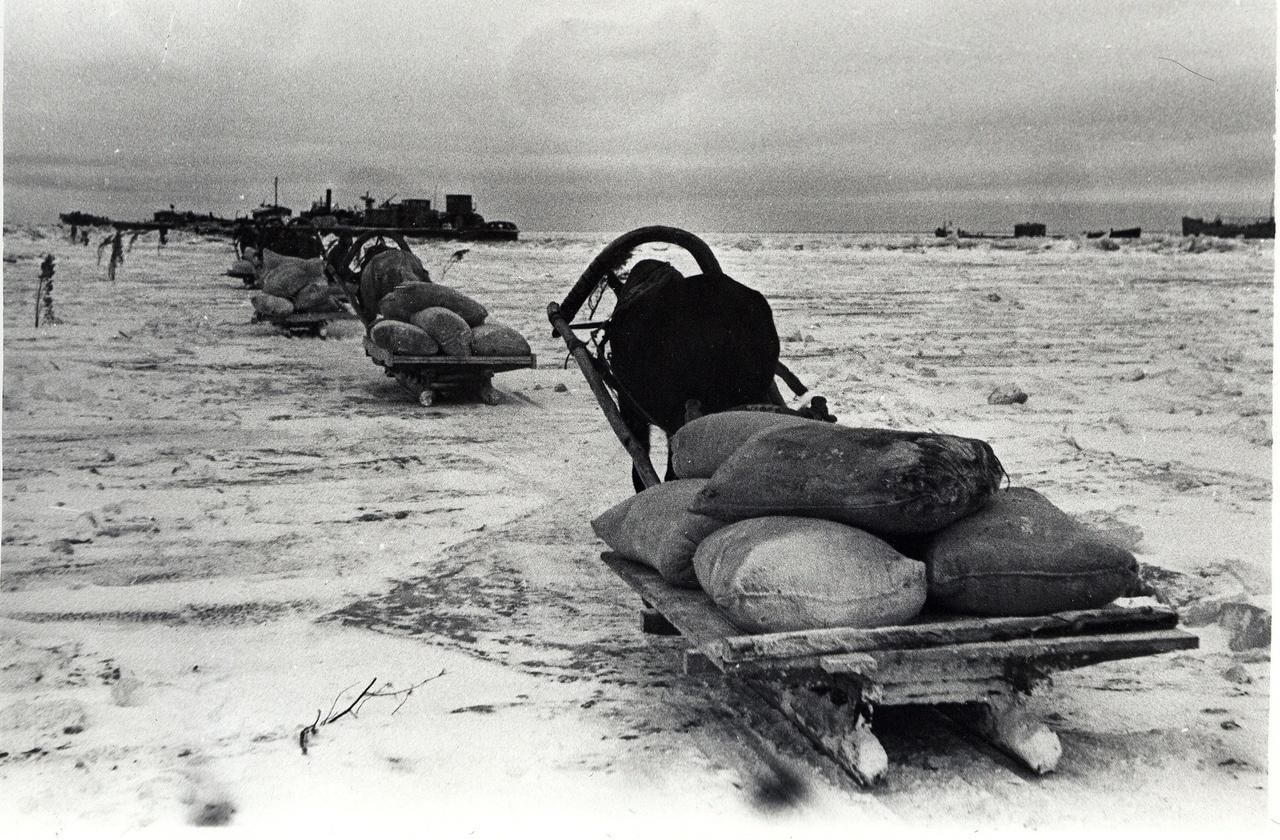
[548,226,1199,785]
[329,228,536,406]
[251,306,359,339]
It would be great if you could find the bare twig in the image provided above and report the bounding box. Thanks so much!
[439,248,469,280]
[366,669,447,715]
[298,671,446,755]
[324,680,365,725]
[323,677,378,726]
[108,234,124,282]
[299,708,322,755]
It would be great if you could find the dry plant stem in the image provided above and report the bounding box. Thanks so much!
[298,670,446,755]
[34,275,46,327]
[325,677,378,727]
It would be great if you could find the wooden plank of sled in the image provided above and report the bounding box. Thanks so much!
[277,310,357,325]
[601,553,739,669]
[877,677,1013,706]
[363,337,537,371]
[819,629,1198,685]
[712,604,1182,666]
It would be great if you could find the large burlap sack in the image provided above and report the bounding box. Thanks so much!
[261,257,325,300]
[250,291,294,317]
[671,411,824,479]
[469,322,531,357]
[359,250,431,321]
[378,282,487,327]
[409,307,472,357]
[923,487,1140,616]
[369,320,440,356]
[693,516,927,632]
[591,479,725,588]
[260,248,305,275]
[691,425,1004,536]
[293,281,338,313]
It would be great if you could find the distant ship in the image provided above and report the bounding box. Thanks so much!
[1182,215,1275,239]
[300,190,519,241]
[59,211,113,227]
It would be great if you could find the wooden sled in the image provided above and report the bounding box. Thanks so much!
[253,307,359,338]
[328,230,536,405]
[607,552,1198,785]
[362,336,535,406]
[548,227,1199,784]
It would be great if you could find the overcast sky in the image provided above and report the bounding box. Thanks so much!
[3,0,1275,232]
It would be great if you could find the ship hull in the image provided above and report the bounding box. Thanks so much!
[1182,216,1275,239]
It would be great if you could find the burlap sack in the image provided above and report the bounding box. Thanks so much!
[409,307,472,357]
[692,516,927,632]
[691,425,1005,536]
[591,479,725,588]
[250,291,294,317]
[670,411,823,479]
[360,250,431,321]
[260,248,305,275]
[923,487,1139,616]
[293,281,337,313]
[378,282,487,327]
[369,320,440,356]
[262,257,325,299]
[469,322,531,357]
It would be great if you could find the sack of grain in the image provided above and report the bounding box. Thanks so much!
[369,320,440,356]
[378,282,487,326]
[923,487,1140,616]
[469,322,531,357]
[670,411,824,479]
[691,424,1004,536]
[262,257,325,300]
[293,281,338,313]
[693,516,927,632]
[591,479,725,588]
[250,291,294,317]
[359,250,431,321]
[409,307,472,357]
[260,248,304,275]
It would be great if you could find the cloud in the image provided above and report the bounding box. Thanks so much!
[2,0,1273,230]
[505,7,719,124]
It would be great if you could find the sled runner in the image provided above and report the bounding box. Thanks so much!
[252,306,359,339]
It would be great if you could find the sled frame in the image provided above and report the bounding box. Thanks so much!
[604,552,1198,785]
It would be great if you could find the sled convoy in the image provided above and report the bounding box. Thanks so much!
[164,221,1203,785]
[237,224,535,402]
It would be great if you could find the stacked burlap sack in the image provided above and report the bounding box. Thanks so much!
[249,250,343,317]
[360,250,531,358]
[593,411,1139,633]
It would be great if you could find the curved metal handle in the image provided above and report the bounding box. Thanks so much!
[557,226,723,324]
